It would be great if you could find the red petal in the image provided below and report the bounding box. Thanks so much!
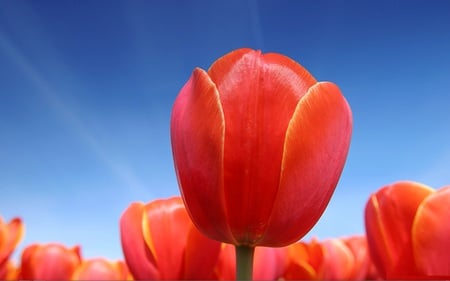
[364,181,434,279]
[142,197,190,279]
[0,217,24,264]
[321,238,355,280]
[119,202,158,280]
[342,235,372,280]
[20,243,81,280]
[284,240,323,280]
[171,68,233,243]
[413,186,450,276]
[183,223,222,279]
[262,82,352,246]
[72,259,126,280]
[253,247,288,280]
[209,49,318,244]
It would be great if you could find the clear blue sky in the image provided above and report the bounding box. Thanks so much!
[1,1,450,261]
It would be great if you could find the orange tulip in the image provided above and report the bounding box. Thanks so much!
[283,236,375,281]
[214,243,288,280]
[365,181,449,279]
[171,48,352,247]
[0,260,19,280]
[71,258,131,280]
[119,197,222,280]
[0,217,24,280]
[321,238,355,280]
[340,235,377,280]
[412,186,450,277]
[18,243,81,280]
[283,238,325,280]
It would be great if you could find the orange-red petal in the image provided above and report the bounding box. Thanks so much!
[364,181,434,278]
[263,82,352,246]
[142,197,190,279]
[119,202,158,279]
[412,186,450,276]
[71,259,131,280]
[183,223,222,279]
[0,217,24,264]
[321,238,355,280]
[19,243,81,280]
[170,67,232,243]
[211,50,318,244]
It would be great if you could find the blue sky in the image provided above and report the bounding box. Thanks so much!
[1,1,450,261]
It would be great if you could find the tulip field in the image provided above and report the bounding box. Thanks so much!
[1,49,449,280]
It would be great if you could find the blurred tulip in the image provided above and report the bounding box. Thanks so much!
[341,235,377,280]
[365,181,449,279]
[412,186,450,277]
[71,258,131,280]
[120,197,222,280]
[321,238,355,280]
[214,243,288,280]
[283,236,376,281]
[171,48,352,247]
[18,243,81,280]
[283,238,325,280]
[0,217,24,280]
[0,261,19,280]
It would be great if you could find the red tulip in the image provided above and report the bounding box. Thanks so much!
[71,258,131,280]
[119,197,222,280]
[0,217,24,280]
[0,260,19,281]
[365,181,449,279]
[214,243,288,280]
[18,243,81,280]
[412,186,450,277]
[171,48,352,247]
[340,235,377,280]
[283,238,325,280]
[321,238,355,280]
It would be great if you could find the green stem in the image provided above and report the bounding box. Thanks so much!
[235,245,255,280]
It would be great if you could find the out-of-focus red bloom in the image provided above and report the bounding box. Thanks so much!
[365,181,450,279]
[321,238,355,280]
[340,235,378,280]
[71,258,131,280]
[171,48,352,247]
[283,236,376,281]
[120,197,222,280]
[0,217,24,280]
[0,261,19,280]
[412,186,450,277]
[283,238,325,280]
[18,243,81,280]
[214,243,288,280]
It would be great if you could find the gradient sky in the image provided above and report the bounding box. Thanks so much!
[1,1,450,261]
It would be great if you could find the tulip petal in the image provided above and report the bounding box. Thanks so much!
[142,197,190,280]
[412,186,450,276]
[0,217,24,264]
[364,181,434,278]
[72,259,125,280]
[183,223,222,279]
[263,82,352,246]
[284,240,323,280]
[253,247,288,280]
[322,238,355,280]
[119,202,158,280]
[20,244,81,280]
[209,49,318,244]
[342,236,371,280]
[171,67,233,243]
